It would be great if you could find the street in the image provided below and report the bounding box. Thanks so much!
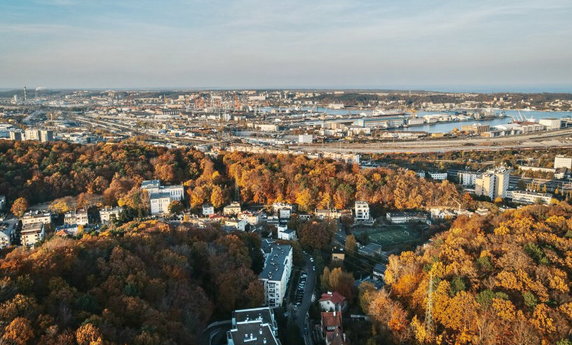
[296,252,317,345]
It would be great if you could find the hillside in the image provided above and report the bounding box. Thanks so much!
[362,202,572,345]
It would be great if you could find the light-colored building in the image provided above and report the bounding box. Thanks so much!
[475,167,510,199]
[149,192,172,215]
[24,128,40,141]
[39,130,54,142]
[429,172,448,180]
[223,202,242,216]
[259,244,293,308]
[507,191,553,205]
[458,171,479,186]
[99,207,123,223]
[202,204,215,216]
[21,211,52,226]
[277,225,297,241]
[554,156,572,170]
[224,219,248,232]
[386,212,428,224]
[0,221,17,249]
[354,201,370,221]
[319,292,347,312]
[21,222,45,247]
[315,209,343,219]
[227,307,280,345]
[64,209,89,225]
[141,180,185,215]
[539,118,562,130]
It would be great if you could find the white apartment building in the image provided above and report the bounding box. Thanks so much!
[507,191,553,205]
[354,201,370,221]
[259,244,293,308]
[64,209,89,226]
[428,172,448,181]
[21,211,52,226]
[141,180,185,215]
[202,204,215,216]
[554,156,572,170]
[475,167,510,199]
[227,307,280,345]
[458,171,479,186]
[21,223,45,247]
[223,202,242,216]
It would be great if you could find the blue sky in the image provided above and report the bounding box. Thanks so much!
[1,0,571,91]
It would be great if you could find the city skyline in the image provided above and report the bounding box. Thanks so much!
[1,0,572,91]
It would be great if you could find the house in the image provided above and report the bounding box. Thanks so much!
[358,243,383,257]
[64,209,89,226]
[223,202,242,216]
[21,211,52,226]
[0,220,17,249]
[386,212,428,224]
[202,204,215,216]
[259,244,293,307]
[373,263,387,282]
[227,307,281,345]
[99,207,123,223]
[149,192,172,215]
[224,219,249,232]
[141,180,185,215]
[319,292,347,312]
[321,311,347,345]
[354,201,370,221]
[277,226,297,241]
[21,222,45,247]
[238,211,263,225]
[55,224,81,237]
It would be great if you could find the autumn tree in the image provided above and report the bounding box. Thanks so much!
[11,197,28,217]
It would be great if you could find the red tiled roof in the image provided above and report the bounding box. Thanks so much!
[321,311,343,329]
[320,291,346,304]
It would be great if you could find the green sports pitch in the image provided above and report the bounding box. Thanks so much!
[353,224,422,247]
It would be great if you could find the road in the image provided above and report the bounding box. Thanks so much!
[296,253,317,345]
[292,128,572,153]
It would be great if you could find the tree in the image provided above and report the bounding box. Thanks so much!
[210,185,225,209]
[1,317,34,345]
[344,234,357,256]
[11,197,28,217]
[168,200,185,214]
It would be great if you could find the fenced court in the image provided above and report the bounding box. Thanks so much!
[353,223,424,248]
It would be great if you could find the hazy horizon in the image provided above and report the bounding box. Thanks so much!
[1,0,572,90]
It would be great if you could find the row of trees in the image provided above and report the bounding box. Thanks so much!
[0,221,263,345]
[361,202,572,345]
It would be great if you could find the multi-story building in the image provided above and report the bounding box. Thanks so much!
[99,207,123,223]
[202,204,215,216]
[227,307,281,345]
[149,192,172,215]
[21,211,52,226]
[321,311,348,345]
[507,191,553,205]
[475,167,510,199]
[0,221,17,249]
[259,244,293,308]
[386,212,428,224]
[458,171,479,186]
[21,223,45,247]
[141,180,185,215]
[428,172,448,181]
[64,209,89,225]
[223,202,242,216]
[354,201,370,221]
[554,156,572,170]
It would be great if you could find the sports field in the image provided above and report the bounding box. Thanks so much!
[353,224,423,248]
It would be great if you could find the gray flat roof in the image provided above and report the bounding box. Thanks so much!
[260,244,291,281]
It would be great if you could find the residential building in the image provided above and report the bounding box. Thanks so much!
[373,263,387,282]
[319,292,347,312]
[475,167,510,199]
[227,307,281,345]
[39,130,54,142]
[21,223,45,247]
[0,221,17,249]
[224,219,248,232]
[149,192,172,215]
[64,209,89,225]
[507,190,553,205]
[321,311,347,345]
[259,244,293,308]
[354,201,370,221]
[99,207,123,223]
[9,131,23,141]
[24,128,40,141]
[458,171,479,186]
[315,209,343,219]
[202,204,215,216]
[21,211,52,226]
[555,156,572,170]
[223,202,242,216]
[277,225,297,241]
[428,172,448,180]
[238,212,262,226]
[386,212,428,224]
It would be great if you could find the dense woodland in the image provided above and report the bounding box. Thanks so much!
[0,221,264,345]
[361,202,572,345]
[0,141,462,213]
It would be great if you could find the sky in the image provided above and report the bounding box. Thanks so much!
[1,0,572,91]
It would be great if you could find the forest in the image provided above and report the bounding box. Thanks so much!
[0,220,264,345]
[0,141,462,213]
[361,202,572,345]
